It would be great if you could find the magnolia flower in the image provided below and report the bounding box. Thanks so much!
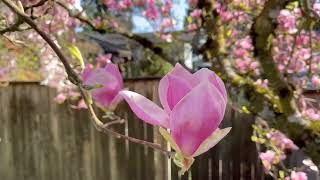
[260,150,276,172]
[268,130,299,151]
[82,63,123,109]
[54,93,67,104]
[120,64,230,172]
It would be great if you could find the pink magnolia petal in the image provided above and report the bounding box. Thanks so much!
[170,63,195,84]
[167,75,192,110]
[159,76,171,113]
[193,68,227,102]
[170,81,226,156]
[83,68,120,108]
[192,127,231,157]
[82,64,94,81]
[159,63,194,113]
[120,90,170,128]
[105,63,123,90]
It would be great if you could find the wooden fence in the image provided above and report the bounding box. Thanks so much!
[0,79,264,180]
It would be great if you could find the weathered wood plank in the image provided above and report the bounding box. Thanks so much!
[0,80,263,180]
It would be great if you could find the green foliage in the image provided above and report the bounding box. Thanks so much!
[68,44,84,69]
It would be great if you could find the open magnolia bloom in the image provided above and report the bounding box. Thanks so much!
[120,64,231,173]
[82,63,123,110]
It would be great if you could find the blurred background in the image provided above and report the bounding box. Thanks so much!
[1,0,320,179]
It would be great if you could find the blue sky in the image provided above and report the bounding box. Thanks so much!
[132,0,189,33]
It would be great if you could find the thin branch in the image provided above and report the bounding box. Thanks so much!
[55,0,175,65]
[0,20,24,34]
[24,0,49,10]
[2,0,174,158]
[79,88,174,158]
[251,0,297,116]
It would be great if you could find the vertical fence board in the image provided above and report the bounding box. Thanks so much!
[0,80,263,180]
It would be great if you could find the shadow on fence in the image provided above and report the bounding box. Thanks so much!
[0,79,264,180]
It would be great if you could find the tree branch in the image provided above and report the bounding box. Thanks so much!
[1,0,173,158]
[251,0,297,116]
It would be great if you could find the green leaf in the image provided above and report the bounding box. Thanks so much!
[68,44,84,69]
[251,136,258,142]
[279,170,285,179]
[241,106,251,114]
[187,16,193,24]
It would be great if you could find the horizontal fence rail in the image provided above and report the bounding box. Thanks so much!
[0,80,264,180]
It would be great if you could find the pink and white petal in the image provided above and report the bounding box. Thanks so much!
[170,81,226,156]
[83,68,118,90]
[107,93,124,111]
[193,68,227,102]
[166,75,193,110]
[104,63,123,89]
[169,63,195,85]
[120,90,170,128]
[159,75,171,113]
[192,127,231,157]
[93,89,119,108]
[83,68,120,108]
[82,64,94,81]
[159,64,195,113]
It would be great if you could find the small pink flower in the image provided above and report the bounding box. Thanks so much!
[235,59,250,73]
[160,33,173,42]
[255,79,268,88]
[190,9,202,19]
[110,20,119,29]
[303,108,320,121]
[161,18,174,29]
[54,93,67,104]
[278,9,298,34]
[313,3,320,16]
[285,171,308,180]
[238,37,253,50]
[134,0,146,6]
[144,0,160,20]
[250,61,259,69]
[161,0,173,14]
[296,35,309,46]
[187,23,198,31]
[234,49,247,58]
[311,75,320,88]
[219,10,233,22]
[103,0,115,7]
[189,0,198,6]
[96,54,112,68]
[77,99,88,109]
[82,63,123,109]
[260,150,276,172]
[269,131,299,151]
[120,64,230,159]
